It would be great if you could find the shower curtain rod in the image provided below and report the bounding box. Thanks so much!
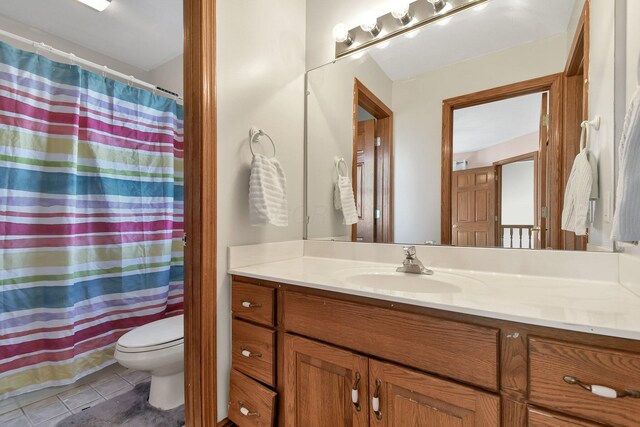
[0,28,182,101]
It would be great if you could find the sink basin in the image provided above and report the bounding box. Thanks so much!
[334,268,484,294]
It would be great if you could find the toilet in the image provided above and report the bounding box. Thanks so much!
[114,314,184,410]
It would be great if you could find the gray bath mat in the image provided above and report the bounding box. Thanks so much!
[55,382,184,427]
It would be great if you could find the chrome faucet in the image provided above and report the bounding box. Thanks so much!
[396,246,433,275]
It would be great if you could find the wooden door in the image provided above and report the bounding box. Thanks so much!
[354,119,376,242]
[283,334,369,427]
[369,360,500,426]
[451,166,496,247]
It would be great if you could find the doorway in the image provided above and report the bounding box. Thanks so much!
[494,152,539,249]
[442,75,561,249]
[351,79,394,243]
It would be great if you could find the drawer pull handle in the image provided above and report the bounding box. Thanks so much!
[238,401,260,417]
[241,301,262,308]
[372,378,383,421]
[351,372,361,412]
[241,348,262,358]
[563,376,640,399]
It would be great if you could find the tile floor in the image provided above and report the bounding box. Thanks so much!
[0,365,150,427]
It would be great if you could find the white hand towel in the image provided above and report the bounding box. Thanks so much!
[561,149,594,236]
[334,176,358,225]
[612,86,640,242]
[249,153,288,227]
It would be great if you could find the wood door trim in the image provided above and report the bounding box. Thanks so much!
[184,0,217,426]
[492,151,537,167]
[562,1,589,251]
[352,78,394,242]
[441,74,563,246]
[565,1,589,78]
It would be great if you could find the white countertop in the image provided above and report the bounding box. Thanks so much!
[229,256,640,340]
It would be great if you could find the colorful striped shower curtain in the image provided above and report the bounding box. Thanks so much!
[0,41,184,399]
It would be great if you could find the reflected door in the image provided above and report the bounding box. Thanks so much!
[452,167,496,247]
[354,119,376,242]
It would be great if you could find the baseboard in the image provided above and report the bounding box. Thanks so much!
[217,418,234,427]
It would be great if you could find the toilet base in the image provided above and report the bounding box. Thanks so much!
[148,371,184,410]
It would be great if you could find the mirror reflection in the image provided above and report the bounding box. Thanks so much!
[306,0,611,251]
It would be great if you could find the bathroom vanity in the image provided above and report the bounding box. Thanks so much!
[226,244,640,427]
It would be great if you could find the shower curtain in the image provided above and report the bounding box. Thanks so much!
[0,41,184,399]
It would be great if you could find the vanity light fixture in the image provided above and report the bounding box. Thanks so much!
[360,12,382,37]
[332,23,354,46]
[427,0,453,15]
[334,0,488,59]
[76,0,112,12]
[391,1,413,26]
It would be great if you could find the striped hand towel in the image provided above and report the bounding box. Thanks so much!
[612,86,640,242]
[249,153,288,227]
[334,176,358,225]
[562,149,596,236]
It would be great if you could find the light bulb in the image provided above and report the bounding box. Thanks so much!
[427,0,452,15]
[360,12,381,37]
[391,1,412,25]
[332,23,353,45]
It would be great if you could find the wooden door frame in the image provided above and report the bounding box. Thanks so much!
[441,74,563,246]
[352,78,394,243]
[561,0,590,251]
[493,152,539,248]
[184,0,218,426]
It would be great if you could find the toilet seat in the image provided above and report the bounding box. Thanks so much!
[116,338,184,353]
[116,314,184,353]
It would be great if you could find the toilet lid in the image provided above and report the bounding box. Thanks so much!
[118,314,184,349]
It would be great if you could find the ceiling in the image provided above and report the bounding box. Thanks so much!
[367,0,577,81]
[0,0,183,71]
[453,92,543,154]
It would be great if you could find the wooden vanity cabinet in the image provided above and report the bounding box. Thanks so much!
[230,275,640,427]
[283,334,369,427]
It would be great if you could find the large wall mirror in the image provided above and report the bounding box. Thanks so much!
[305,0,615,251]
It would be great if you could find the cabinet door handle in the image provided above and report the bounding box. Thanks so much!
[351,372,361,412]
[238,401,260,417]
[240,348,262,358]
[241,301,262,308]
[372,378,383,421]
[563,376,640,399]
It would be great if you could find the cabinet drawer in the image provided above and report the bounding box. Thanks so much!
[529,338,640,427]
[229,369,277,427]
[232,319,276,387]
[232,281,275,327]
[282,291,499,391]
[527,408,603,427]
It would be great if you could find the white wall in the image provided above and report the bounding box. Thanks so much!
[392,34,567,244]
[149,54,184,98]
[587,0,616,251]
[502,161,535,225]
[453,132,540,169]
[216,0,306,420]
[0,14,151,81]
[306,53,392,239]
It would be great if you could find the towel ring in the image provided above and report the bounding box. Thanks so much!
[249,127,276,158]
[335,157,348,178]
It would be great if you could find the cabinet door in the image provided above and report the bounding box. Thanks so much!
[369,359,500,427]
[283,334,369,427]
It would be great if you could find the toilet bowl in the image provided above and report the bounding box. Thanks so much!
[114,314,184,410]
